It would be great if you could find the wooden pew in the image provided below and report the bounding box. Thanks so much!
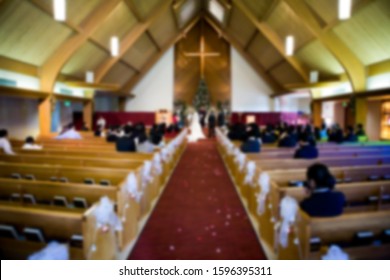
[277,210,390,260]
[0,202,118,260]
[0,162,142,249]
[253,155,390,171]
[248,148,390,160]
[0,178,117,207]
[253,180,390,251]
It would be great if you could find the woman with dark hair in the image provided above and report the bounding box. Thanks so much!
[344,126,358,142]
[293,133,318,159]
[300,163,346,217]
[22,136,42,150]
[0,129,15,155]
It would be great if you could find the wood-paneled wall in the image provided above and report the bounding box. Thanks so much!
[174,20,231,105]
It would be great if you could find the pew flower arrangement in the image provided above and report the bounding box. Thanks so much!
[153,153,163,175]
[244,161,256,185]
[94,196,122,233]
[141,161,153,189]
[276,196,299,249]
[256,172,271,215]
[125,172,142,203]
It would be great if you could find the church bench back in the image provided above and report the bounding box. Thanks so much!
[0,202,117,259]
[0,178,117,206]
[267,165,390,185]
[0,162,132,185]
[254,155,390,170]
[248,149,390,159]
[279,209,390,260]
[0,154,145,170]
[12,148,155,160]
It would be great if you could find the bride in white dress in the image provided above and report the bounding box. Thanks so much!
[187,108,206,143]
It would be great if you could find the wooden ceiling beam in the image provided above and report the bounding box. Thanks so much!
[123,0,161,51]
[0,56,39,77]
[121,15,201,92]
[261,0,281,21]
[204,14,283,92]
[123,0,144,21]
[39,0,122,92]
[244,30,258,51]
[233,0,309,83]
[94,0,173,83]
[146,32,162,51]
[284,0,367,91]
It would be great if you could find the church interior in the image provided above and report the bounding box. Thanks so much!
[0,0,390,260]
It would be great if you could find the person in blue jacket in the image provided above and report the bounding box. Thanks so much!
[300,163,346,217]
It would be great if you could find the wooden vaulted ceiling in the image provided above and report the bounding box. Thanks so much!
[0,0,390,95]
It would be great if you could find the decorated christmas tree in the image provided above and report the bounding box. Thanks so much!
[192,79,210,110]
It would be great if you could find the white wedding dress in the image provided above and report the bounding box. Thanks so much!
[187,111,206,143]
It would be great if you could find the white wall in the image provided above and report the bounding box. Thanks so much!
[367,73,390,90]
[0,69,40,90]
[125,48,174,112]
[231,47,274,112]
[0,96,39,139]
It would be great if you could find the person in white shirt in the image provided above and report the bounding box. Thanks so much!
[55,123,82,140]
[96,116,106,130]
[22,136,43,150]
[0,129,15,155]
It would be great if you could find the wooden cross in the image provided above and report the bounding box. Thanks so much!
[184,35,220,78]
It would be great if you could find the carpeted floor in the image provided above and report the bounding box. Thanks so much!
[129,138,266,260]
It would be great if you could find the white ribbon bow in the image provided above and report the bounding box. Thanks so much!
[153,153,163,175]
[125,172,142,202]
[256,172,270,215]
[244,161,256,185]
[278,196,299,248]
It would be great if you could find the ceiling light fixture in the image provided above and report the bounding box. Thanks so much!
[310,71,319,83]
[110,36,119,57]
[86,71,94,83]
[285,35,294,56]
[339,0,352,20]
[53,0,66,21]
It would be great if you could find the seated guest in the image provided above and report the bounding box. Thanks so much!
[0,129,15,155]
[343,126,358,142]
[328,124,343,143]
[294,133,318,159]
[96,116,106,130]
[116,125,136,152]
[150,133,165,148]
[94,124,105,137]
[22,136,42,150]
[55,123,82,140]
[240,131,262,153]
[278,127,297,148]
[261,124,277,144]
[136,133,155,153]
[106,126,118,142]
[300,163,346,217]
[356,123,366,137]
[227,123,246,141]
[319,124,328,141]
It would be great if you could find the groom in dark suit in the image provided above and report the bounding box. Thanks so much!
[208,110,217,138]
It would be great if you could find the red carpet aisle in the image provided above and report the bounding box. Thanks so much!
[129,139,266,260]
